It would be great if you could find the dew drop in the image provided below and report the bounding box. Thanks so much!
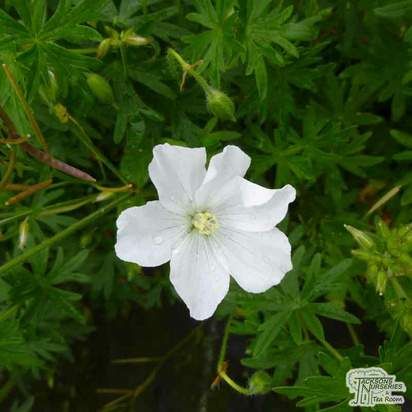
[263,256,271,264]
[170,195,176,201]
[153,236,163,245]
[210,263,216,271]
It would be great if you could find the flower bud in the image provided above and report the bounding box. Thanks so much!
[39,70,58,104]
[18,217,29,250]
[97,38,112,59]
[95,191,114,202]
[248,371,272,395]
[376,271,387,295]
[206,88,236,122]
[86,73,114,105]
[376,219,390,239]
[80,231,93,248]
[123,34,152,47]
[344,225,374,249]
[53,103,69,124]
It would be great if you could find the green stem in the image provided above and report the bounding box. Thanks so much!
[0,148,16,190]
[217,313,233,369]
[101,324,202,410]
[132,324,201,398]
[347,324,360,346]
[219,371,252,395]
[216,313,252,395]
[0,193,131,276]
[120,45,128,78]
[317,337,344,362]
[38,194,100,216]
[167,48,210,92]
[2,64,48,150]
[69,116,128,185]
[0,210,32,226]
[94,183,134,193]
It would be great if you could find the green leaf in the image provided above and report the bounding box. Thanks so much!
[120,119,151,186]
[289,311,303,345]
[374,1,412,18]
[184,0,242,84]
[0,319,38,369]
[301,309,325,341]
[304,259,353,302]
[254,311,290,356]
[391,129,412,149]
[310,302,361,325]
[129,68,176,100]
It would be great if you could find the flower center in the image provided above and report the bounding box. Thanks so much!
[192,211,219,236]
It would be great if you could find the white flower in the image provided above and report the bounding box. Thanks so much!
[115,144,296,320]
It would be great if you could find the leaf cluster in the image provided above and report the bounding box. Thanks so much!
[0,0,411,410]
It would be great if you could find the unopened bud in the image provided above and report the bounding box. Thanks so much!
[376,271,387,295]
[53,103,69,124]
[344,225,374,249]
[123,34,152,47]
[97,38,112,59]
[86,73,114,105]
[80,231,93,248]
[376,219,390,239]
[39,70,58,104]
[206,87,236,122]
[95,191,114,202]
[18,217,29,249]
[248,371,272,395]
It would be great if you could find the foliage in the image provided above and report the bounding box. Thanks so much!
[0,0,411,410]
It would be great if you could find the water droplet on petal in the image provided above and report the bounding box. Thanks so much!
[210,263,216,271]
[263,256,271,264]
[153,236,163,245]
[170,195,176,201]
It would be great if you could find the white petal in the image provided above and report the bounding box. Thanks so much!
[196,146,250,207]
[203,145,251,184]
[216,227,292,293]
[115,201,186,267]
[218,180,296,232]
[149,144,206,213]
[170,233,230,320]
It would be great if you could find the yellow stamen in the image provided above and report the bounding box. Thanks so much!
[192,211,219,236]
